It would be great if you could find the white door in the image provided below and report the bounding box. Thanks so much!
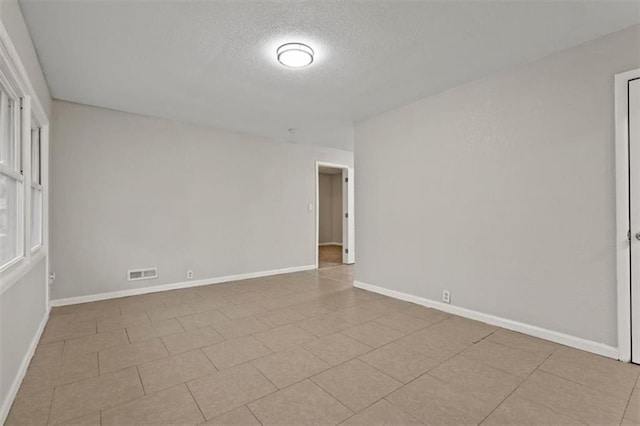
[342,168,355,264]
[630,77,640,363]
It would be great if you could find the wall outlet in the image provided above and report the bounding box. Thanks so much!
[442,290,451,304]
[187,270,194,279]
[49,272,56,284]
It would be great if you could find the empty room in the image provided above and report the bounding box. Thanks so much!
[1,1,640,425]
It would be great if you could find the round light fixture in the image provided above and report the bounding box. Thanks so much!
[277,43,314,68]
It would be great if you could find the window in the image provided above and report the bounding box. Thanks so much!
[0,32,49,283]
[31,126,42,250]
[0,88,23,269]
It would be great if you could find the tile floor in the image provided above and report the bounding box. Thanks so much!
[6,265,640,425]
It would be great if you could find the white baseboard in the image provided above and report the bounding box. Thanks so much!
[319,242,342,247]
[354,280,620,360]
[51,265,316,307]
[0,307,50,425]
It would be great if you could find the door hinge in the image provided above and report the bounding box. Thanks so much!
[345,248,349,254]
[345,177,349,183]
[629,230,632,241]
[345,213,348,218]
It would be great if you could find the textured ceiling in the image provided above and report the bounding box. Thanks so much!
[19,1,640,151]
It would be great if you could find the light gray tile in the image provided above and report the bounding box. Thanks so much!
[202,335,272,370]
[311,359,401,412]
[138,349,217,394]
[248,380,352,425]
[99,338,168,374]
[161,327,224,355]
[101,384,204,425]
[49,367,144,424]
[251,346,330,389]
[188,364,276,419]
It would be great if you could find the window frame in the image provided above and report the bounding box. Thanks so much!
[0,81,25,272]
[0,18,50,297]
[30,124,42,253]
[0,19,50,300]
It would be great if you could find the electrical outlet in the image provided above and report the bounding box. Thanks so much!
[49,272,55,284]
[187,270,194,279]
[442,290,451,304]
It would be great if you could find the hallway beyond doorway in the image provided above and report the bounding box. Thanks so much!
[319,245,343,268]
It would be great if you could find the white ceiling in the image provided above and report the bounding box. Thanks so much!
[19,1,640,151]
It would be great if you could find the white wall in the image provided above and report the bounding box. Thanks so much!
[0,1,51,422]
[318,173,343,245]
[355,25,640,350]
[0,258,47,413]
[51,101,353,301]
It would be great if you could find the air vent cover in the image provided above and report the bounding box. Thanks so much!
[128,268,157,281]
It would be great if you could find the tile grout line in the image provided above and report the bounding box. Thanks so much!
[537,363,634,401]
[247,361,355,424]
[454,331,556,381]
[620,370,640,425]
[369,335,489,423]
[44,381,57,426]
[251,357,288,391]
[184,380,208,423]
[477,346,558,425]
[197,347,218,372]
[79,367,174,419]
[489,344,629,424]
[102,382,193,422]
[21,267,634,426]
[306,377,357,421]
[248,327,421,421]
[40,287,395,370]
[134,365,147,396]
[222,305,457,416]
[483,332,559,354]
[124,326,132,345]
[530,367,636,426]
[306,373,364,419]
[204,342,355,419]
[156,337,172,364]
[243,404,265,426]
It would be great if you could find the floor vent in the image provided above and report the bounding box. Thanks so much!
[128,268,158,281]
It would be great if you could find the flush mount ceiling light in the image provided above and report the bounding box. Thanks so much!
[277,43,314,68]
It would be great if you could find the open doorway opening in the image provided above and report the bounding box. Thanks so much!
[316,162,354,269]
[318,166,343,267]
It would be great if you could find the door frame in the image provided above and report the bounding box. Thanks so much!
[615,68,640,363]
[315,161,354,268]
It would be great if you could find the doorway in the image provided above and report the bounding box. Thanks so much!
[315,162,354,268]
[616,68,640,363]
